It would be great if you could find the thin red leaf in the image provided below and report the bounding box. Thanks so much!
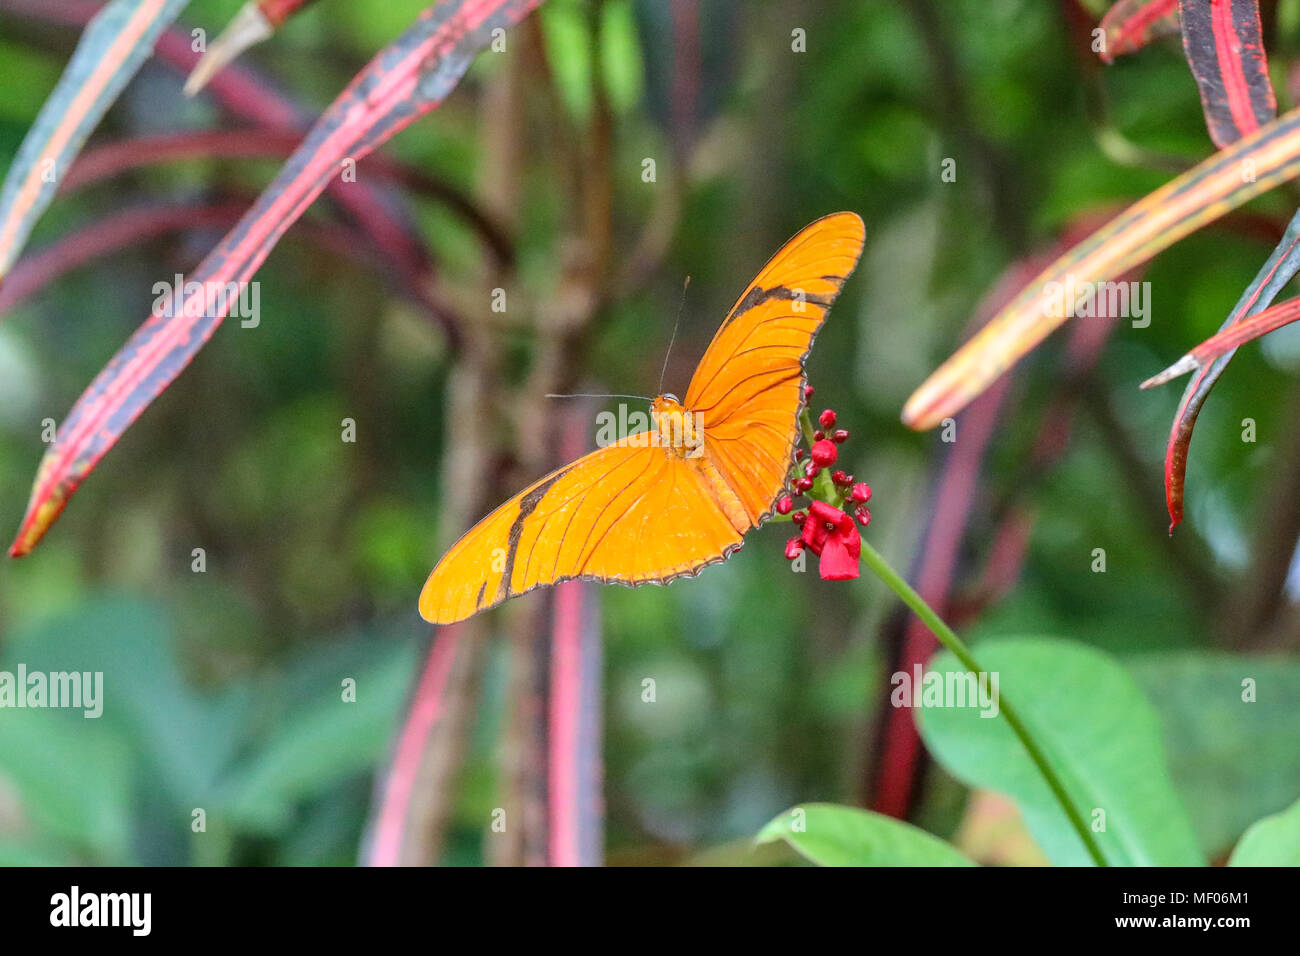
[10,0,543,557]
[1179,0,1277,147]
[6,0,441,320]
[0,0,192,284]
[0,201,246,316]
[1098,0,1180,64]
[1157,206,1300,530]
[60,130,513,266]
[1144,294,1300,387]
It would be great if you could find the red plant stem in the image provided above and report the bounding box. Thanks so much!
[259,0,316,29]
[61,129,513,266]
[366,626,463,868]
[0,202,245,314]
[547,408,603,867]
[0,199,455,333]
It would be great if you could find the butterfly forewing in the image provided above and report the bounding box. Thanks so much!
[685,212,866,524]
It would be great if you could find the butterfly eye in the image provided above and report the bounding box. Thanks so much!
[662,392,679,404]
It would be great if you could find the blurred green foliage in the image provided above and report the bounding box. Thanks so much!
[1,0,1299,865]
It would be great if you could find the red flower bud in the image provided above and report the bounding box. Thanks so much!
[804,385,815,401]
[805,461,820,478]
[810,439,838,467]
[850,482,872,503]
[791,511,807,526]
[832,429,849,443]
[793,477,814,493]
[814,430,825,441]
[794,448,805,462]
[784,537,804,560]
[831,470,848,485]
[776,495,793,515]
[854,504,871,526]
[818,409,837,429]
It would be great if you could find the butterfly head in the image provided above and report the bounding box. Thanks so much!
[651,394,704,459]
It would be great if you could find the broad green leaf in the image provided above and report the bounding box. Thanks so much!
[0,706,134,862]
[918,637,1203,866]
[758,802,975,867]
[6,596,255,809]
[215,637,420,833]
[1228,797,1300,866]
[1129,653,1300,857]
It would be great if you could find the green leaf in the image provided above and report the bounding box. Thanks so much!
[6,596,256,811]
[1228,797,1300,866]
[598,0,643,115]
[539,0,593,122]
[0,707,134,862]
[917,637,1203,866]
[215,635,420,833]
[1129,653,1300,857]
[757,803,975,867]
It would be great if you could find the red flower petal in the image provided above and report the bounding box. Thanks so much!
[818,533,859,580]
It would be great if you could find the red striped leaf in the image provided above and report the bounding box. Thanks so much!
[1098,0,1180,64]
[0,0,193,285]
[1142,294,1300,387]
[6,0,440,316]
[1179,0,1276,148]
[1141,207,1300,529]
[902,104,1300,433]
[10,0,544,557]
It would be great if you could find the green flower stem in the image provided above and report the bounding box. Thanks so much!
[799,409,839,503]
[858,539,1109,867]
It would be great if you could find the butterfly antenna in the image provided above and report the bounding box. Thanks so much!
[545,392,655,402]
[658,275,691,397]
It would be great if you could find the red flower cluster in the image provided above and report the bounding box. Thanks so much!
[793,500,861,579]
[779,392,872,580]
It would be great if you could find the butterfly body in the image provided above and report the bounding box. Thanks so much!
[420,213,865,625]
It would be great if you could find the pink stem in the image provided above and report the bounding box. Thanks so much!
[366,626,462,867]
[546,408,603,866]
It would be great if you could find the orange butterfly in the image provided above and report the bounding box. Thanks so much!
[420,212,865,624]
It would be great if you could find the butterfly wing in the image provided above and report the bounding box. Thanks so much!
[685,212,865,525]
[419,438,745,624]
